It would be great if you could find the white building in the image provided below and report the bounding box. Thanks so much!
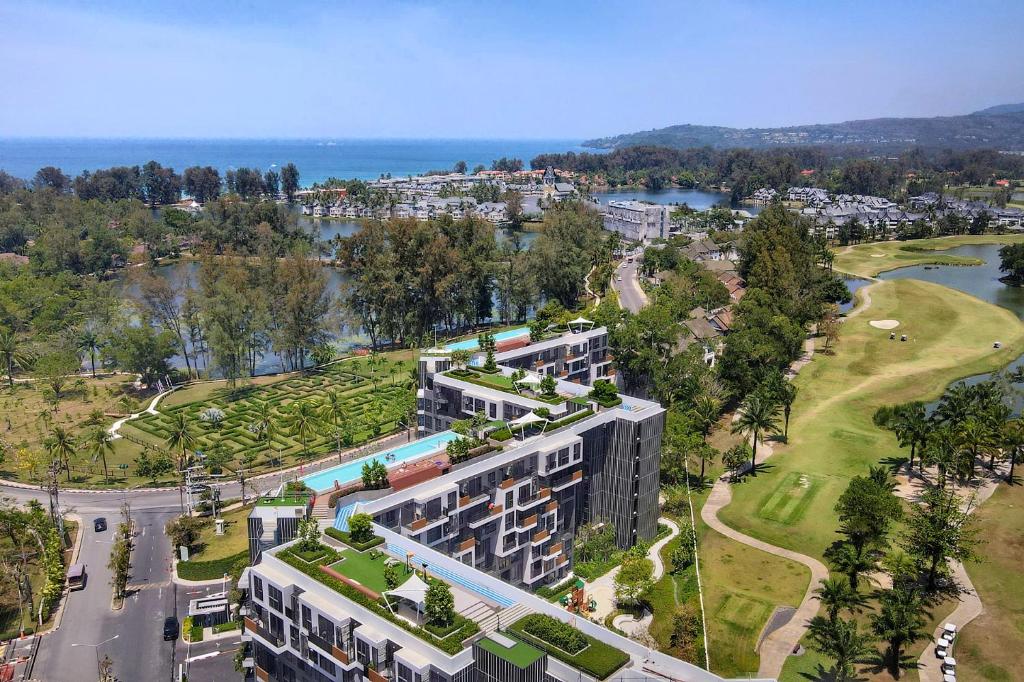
[602,200,672,243]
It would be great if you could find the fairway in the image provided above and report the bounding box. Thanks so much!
[719,278,1024,560]
[834,234,1024,278]
[715,593,773,631]
[757,472,822,525]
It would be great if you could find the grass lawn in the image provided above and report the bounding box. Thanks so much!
[120,351,416,480]
[834,234,1024,278]
[719,278,1024,560]
[329,548,412,593]
[191,505,251,562]
[954,482,1024,681]
[0,520,78,639]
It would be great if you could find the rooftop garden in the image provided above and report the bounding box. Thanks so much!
[443,365,567,405]
[587,380,622,409]
[477,636,545,668]
[507,613,630,680]
[277,522,479,655]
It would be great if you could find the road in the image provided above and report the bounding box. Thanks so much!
[611,256,648,313]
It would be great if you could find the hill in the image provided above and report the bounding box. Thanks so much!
[583,105,1024,152]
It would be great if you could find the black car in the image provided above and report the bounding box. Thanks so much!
[163,616,179,641]
[93,517,107,532]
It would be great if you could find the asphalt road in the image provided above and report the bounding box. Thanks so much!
[611,257,648,314]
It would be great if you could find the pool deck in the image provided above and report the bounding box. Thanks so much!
[301,431,457,492]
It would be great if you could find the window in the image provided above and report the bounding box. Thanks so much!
[489,403,496,419]
[268,585,282,612]
[505,491,513,508]
[317,615,334,643]
[301,605,312,631]
[253,576,264,601]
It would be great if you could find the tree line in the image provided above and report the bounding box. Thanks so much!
[1,161,301,205]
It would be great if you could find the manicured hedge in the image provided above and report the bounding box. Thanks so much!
[517,613,586,653]
[509,614,629,680]
[278,549,479,655]
[324,528,384,551]
[177,550,249,581]
[213,621,241,634]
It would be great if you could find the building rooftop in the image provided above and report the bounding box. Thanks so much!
[476,634,544,668]
[255,494,311,507]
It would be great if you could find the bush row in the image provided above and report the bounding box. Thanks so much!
[509,614,629,680]
[177,550,249,581]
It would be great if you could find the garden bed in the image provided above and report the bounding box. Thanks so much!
[324,528,385,551]
[177,549,249,581]
[508,614,629,680]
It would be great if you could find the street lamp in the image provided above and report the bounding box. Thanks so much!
[71,634,119,681]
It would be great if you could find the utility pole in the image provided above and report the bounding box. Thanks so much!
[47,460,66,547]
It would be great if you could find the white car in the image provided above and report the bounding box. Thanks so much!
[616,276,622,282]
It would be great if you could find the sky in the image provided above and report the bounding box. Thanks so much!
[1,0,1022,139]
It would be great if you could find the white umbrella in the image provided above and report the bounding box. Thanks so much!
[384,573,429,609]
[510,411,547,427]
[516,373,542,385]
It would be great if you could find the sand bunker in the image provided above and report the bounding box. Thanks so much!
[870,319,900,329]
[871,253,885,257]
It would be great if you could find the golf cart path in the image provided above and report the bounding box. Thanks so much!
[906,462,1004,681]
[701,437,829,679]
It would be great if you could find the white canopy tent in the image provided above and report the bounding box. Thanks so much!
[384,573,431,623]
[568,317,594,333]
[515,372,542,386]
[508,410,550,440]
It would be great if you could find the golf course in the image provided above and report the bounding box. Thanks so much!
[834,234,1024,278]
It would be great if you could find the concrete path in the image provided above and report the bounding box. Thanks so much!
[701,450,829,679]
[904,462,1006,681]
[587,517,680,621]
[108,387,176,438]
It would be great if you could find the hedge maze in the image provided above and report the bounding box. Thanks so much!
[122,358,414,472]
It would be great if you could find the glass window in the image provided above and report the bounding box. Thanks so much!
[317,615,333,642]
[268,585,282,612]
[253,576,264,601]
[301,605,312,631]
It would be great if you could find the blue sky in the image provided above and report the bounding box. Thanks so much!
[1,0,1022,139]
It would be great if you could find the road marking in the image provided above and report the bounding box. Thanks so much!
[187,651,222,663]
[127,580,172,591]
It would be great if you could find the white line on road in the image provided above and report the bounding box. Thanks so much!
[186,651,221,663]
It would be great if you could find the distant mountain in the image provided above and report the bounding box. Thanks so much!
[973,102,1024,115]
[583,106,1024,152]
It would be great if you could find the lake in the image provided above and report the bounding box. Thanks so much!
[590,187,738,211]
[876,243,1024,410]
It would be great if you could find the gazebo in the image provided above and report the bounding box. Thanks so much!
[568,317,594,333]
[507,411,549,440]
[384,573,430,624]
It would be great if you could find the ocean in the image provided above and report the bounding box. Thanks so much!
[0,138,586,184]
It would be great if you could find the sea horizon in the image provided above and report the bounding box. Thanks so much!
[0,137,589,184]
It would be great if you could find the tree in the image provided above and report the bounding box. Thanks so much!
[319,390,349,456]
[32,166,70,193]
[453,160,467,175]
[183,166,221,203]
[731,394,781,472]
[108,325,176,387]
[998,243,1024,283]
[825,541,878,591]
[165,515,204,552]
[288,400,322,458]
[871,585,930,678]
[296,518,320,552]
[1002,419,1024,482]
[77,328,101,378]
[834,470,902,553]
[722,442,751,477]
[450,349,471,371]
[778,382,798,439]
[614,555,654,608]
[814,576,866,623]
[348,513,374,543]
[86,427,115,482]
[361,459,388,489]
[539,374,557,399]
[384,563,400,589]
[164,411,197,512]
[903,486,980,591]
[689,393,720,444]
[45,426,76,482]
[807,615,872,681]
[424,580,455,627]
[281,163,300,202]
[0,328,33,388]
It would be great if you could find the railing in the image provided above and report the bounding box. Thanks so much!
[244,616,284,648]
[408,517,428,531]
[332,645,351,664]
[458,537,476,552]
[532,529,550,544]
[307,630,335,656]
[545,500,558,513]
[255,666,270,682]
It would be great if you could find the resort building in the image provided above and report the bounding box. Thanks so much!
[248,495,314,563]
[601,200,672,243]
[239,325,723,682]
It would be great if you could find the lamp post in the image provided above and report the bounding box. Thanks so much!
[71,634,119,681]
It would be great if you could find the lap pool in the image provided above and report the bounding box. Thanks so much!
[444,327,530,352]
[300,430,459,492]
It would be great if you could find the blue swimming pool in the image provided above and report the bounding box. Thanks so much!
[444,327,530,352]
[301,431,459,492]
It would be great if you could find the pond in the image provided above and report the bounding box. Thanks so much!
[876,243,1024,411]
[840,275,873,314]
[590,187,760,213]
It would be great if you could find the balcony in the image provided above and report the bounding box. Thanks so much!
[459,493,488,509]
[546,542,563,557]
[552,469,583,492]
[517,514,538,530]
[457,537,476,553]
[408,517,428,532]
[545,500,558,513]
[467,504,503,529]
[244,616,285,650]
[256,667,270,682]
[532,529,550,544]
[367,665,390,682]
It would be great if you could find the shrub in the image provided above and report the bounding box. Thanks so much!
[348,513,374,543]
[518,613,587,654]
[509,614,629,680]
[324,527,384,551]
[213,620,240,634]
[425,581,455,628]
[588,379,621,408]
[177,550,249,581]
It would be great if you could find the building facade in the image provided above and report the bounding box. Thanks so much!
[602,200,671,243]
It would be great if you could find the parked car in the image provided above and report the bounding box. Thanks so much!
[93,517,107,532]
[163,617,179,641]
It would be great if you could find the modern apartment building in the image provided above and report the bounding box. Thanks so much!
[239,327,736,682]
[602,200,672,243]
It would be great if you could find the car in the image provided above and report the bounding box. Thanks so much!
[616,276,622,281]
[163,616,179,641]
[93,517,107,532]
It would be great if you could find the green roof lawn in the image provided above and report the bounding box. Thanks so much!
[477,636,544,668]
[257,494,311,507]
[329,549,412,593]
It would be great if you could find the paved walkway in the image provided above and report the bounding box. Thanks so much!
[587,517,680,622]
[700,439,829,679]
[905,462,1006,681]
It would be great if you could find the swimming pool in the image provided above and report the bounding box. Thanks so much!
[301,430,459,492]
[444,327,530,352]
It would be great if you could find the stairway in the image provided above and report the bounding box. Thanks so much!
[311,495,334,521]
[470,602,533,635]
[333,503,357,531]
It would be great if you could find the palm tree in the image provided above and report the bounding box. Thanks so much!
[288,400,322,458]
[779,382,798,439]
[955,416,993,479]
[814,576,867,623]
[807,615,872,681]
[0,328,32,389]
[164,411,197,512]
[77,328,100,378]
[45,426,77,482]
[871,586,929,679]
[892,402,928,471]
[922,424,958,488]
[935,382,974,426]
[1002,419,1024,482]
[825,542,876,591]
[688,394,720,445]
[86,427,114,482]
[319,390,348,456]
[730,394,781,472]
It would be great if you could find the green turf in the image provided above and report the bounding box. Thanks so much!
[757,472,823,525]
[476,636,545,668]
[833,234,1024,278]
[715,593,773,631]
[329,549,412,593]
